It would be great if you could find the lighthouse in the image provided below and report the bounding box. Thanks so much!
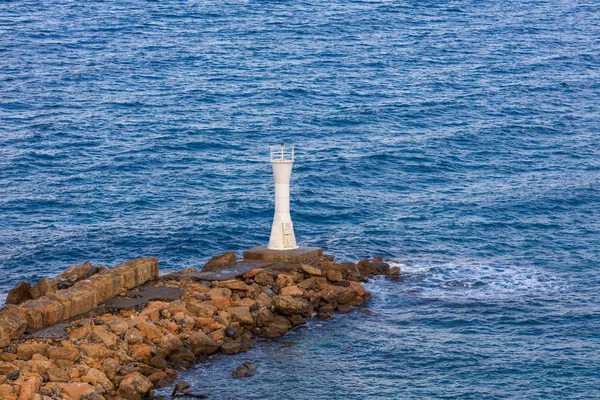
[243,143,323,263]
[268,142,298,250]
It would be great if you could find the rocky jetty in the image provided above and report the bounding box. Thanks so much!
[0,254,397,399]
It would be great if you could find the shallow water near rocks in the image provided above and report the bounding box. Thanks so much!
[2,0,600,398]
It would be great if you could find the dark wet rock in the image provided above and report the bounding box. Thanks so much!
[316,312,334,321]
[202,251,237,272]
[54,261,98,289]
[6,369,20,380]
[232,361,256,378]
[149,355,168,370]
[172,381,191,396]
[271,283,281,295]
[332,280,351,287]
[262,286,276,297]
[225,326,239,340]
[375,262,390,275]
[6,281,32,305]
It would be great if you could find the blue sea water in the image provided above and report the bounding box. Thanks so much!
[1,0,600,398]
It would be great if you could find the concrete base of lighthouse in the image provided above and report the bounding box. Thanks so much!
[243,245,323,263]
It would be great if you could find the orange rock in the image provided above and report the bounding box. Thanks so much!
[186,302,216,318]
[280,285,303,297]
[348,281,368,297]
[78,343,112,359]
[92,325,118,347]
[207,288,232,299]
[228,307,254,325]
[301,264,322,276]
[124,328,144,345]
[333,286,356,304]
[275,274,294,288]
[106,318,129,336]
[193,317,223,331]
[118,372,153,399]
[18,374,42,400]
[0,384,16,399]
[59,382,95,400]
[242,268,263,279]
[136,321,163,343]
[17,342,48,359]
[202,251,236,272]
[326,270,343,282]
[189,331,221,355]
[204,297,232,310]
[234,298,256,308]
[47,345,80,362]
[212,280,251,291]
[254,292,273,308]
[129,344,152,361]
[159,334,183,355]
[82,367,113,394]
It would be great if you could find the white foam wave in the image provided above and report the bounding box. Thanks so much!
[366,259,571,302]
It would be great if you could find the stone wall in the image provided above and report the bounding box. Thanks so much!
[0,257,159,347]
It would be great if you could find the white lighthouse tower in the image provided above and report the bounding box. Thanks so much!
[268,142,298,250]
[243,142,322,263]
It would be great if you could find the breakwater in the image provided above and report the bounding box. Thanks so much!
[0,253,396,399]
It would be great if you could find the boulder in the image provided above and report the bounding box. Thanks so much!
[47,345,80,362]
[169,348,196,363]
[54,261,97,290]
[188,331,221,355]
[202,252,236,272]
[254,272,275,286]
[0,362,18,375]
[333,286,356,304]
[17,342,48,359]
[232,361,256,378]
[136,321,163,343]
[375,262,391,275]
[274,296,313,317]
[212,280,250,291]
[60,383,96,400]
[390,266,400,275]
[203,297,233,310]
[129,344,152,361]
[275,274,294,288]
[82,368,113,394]
[118,372,153,399]
[228,307,253,326]
[298,278,314,290]
[78,343,112,359]
[92,325,117,347]
[106,318,129,336]
[220,340,242,355]
[262,316,292,338]
[301,264,322,276]
[47,368,70,382]
[149,355,168,370]
[254,292,273,308]
[280,285,303,297]
[18,374,43,400]
[159,334,184,355]
[326,270,343,282]
[186,302,217,318]
[5,282,32,305]
[29,278,57,299]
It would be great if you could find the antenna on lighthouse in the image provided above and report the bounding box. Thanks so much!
[268,142,297,250]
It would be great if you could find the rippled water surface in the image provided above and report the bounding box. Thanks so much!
[1,0,599,398]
